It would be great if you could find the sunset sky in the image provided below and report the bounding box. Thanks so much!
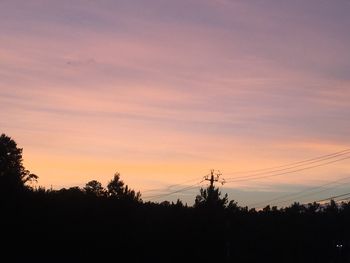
[1,0,350,206]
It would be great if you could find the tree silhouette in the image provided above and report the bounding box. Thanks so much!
[325,199,339,214]
[122,184,142,202]
[107,172,125,197]
[0,133,37,193]
[84,180,105,197]
[3,133,350,262]
[107,172,141,202]
[194,183,228,209]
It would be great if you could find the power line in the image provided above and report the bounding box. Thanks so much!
[225,150,350,181]
[142,180,204,201]
[275,183,350,207]
[225,148,350,177]
[225,156,350,183]
[141,149,350,198]
[143,170,226,201]
[142,176,203,194]
[142,149,350,203]
[335,197,350,202]
[315,192,350,203]
[166,177,204,190]
[248,175,350,208]
[143,185,201,201]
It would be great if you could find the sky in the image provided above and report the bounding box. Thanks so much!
[1,0,350,207]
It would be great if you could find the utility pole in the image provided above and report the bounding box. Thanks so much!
[204,169,225,187]
[204,169,230,262]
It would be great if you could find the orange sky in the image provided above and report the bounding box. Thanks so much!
[1,0,350,206]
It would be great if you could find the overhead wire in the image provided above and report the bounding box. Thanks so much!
[225,156,350,183]
[141,148,350,203]
[248,175,350,208]
[224,148,350,177]
[335,197,350,202]
[142,176,203,194]
[166,176,205,190]
[142,180,205,201]
[225,149,350,181]
[275,183,350,207]
[315,192,350,203]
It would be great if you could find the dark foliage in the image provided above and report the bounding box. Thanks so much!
[194,183,228,209]
[0,133,37,198]
[84,180,106,197]
[1,134,350,262]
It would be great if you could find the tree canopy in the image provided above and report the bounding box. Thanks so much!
[194,183,228,209]
[84,180,105,197]
[107,172,141,202]
[2,133,350,262]
[0,133,37,193]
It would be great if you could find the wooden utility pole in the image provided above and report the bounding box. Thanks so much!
[204,169,230,262]
[204,169,225,187]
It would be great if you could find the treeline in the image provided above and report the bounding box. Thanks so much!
[1,133,350,263]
